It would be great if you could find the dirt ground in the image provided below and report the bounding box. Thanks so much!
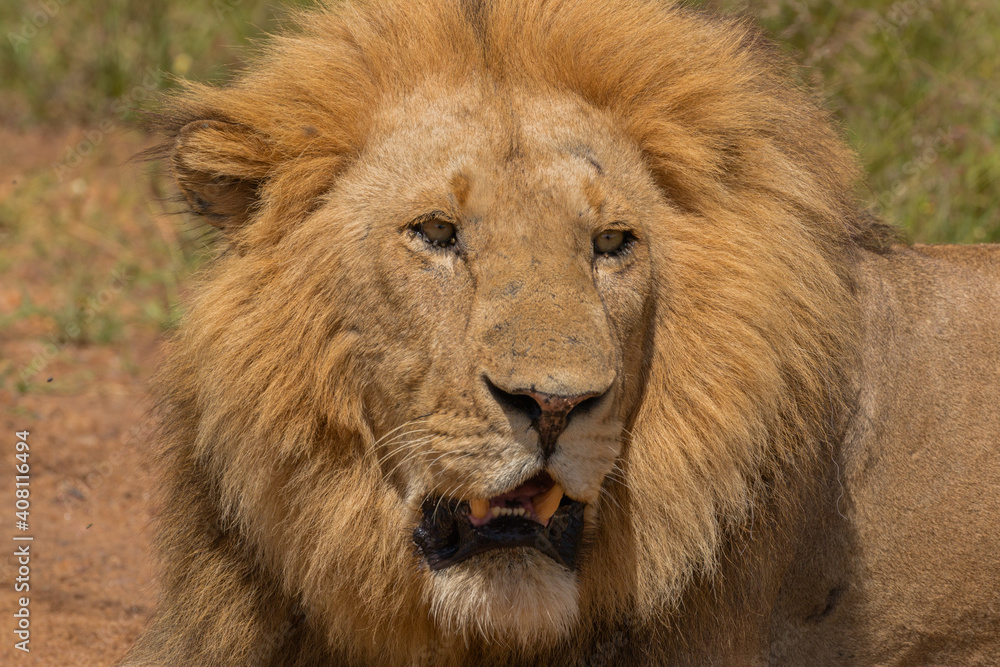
[0,340,160,666]
[2,129,171,666]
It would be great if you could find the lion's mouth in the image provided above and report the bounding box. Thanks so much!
[412,471,586,571]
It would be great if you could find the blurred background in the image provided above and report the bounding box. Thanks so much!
[0,0,997,664]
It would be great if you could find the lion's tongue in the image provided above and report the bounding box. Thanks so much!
[468,474,564,527]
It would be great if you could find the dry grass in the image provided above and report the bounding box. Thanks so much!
[712,0,1000,244]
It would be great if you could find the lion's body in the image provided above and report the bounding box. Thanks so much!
[769,245,1000,666]
[125,1,1000,665]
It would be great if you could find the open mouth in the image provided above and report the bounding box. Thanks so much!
[412,471,586,571]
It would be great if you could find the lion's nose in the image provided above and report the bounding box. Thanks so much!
[485,379,609,458]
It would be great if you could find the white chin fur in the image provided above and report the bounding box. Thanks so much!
[428,548,580,647]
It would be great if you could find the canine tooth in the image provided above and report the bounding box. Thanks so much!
[469,498,490,521]
[533,483,565,525]
[491,506,501,518]
[515,507,525,517]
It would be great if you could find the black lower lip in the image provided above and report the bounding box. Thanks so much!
[413,497,586,571]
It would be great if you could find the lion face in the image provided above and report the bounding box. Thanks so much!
[303,86,661,642]
[151,2,870,663]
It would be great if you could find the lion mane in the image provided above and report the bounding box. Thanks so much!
[125,1,1000,665]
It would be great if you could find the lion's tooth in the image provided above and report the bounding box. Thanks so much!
[532,483,564,525]
[469,498,490,521]
[491,506,501,518]
[514,507,525,517]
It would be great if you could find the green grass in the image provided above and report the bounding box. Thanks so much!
[1,1,313,126]
[2,0,995,242]
[709,0,1000,243]
[2,3,315,391]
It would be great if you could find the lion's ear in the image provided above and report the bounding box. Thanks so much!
[172,120,274,231]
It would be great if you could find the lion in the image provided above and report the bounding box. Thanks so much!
[124,0,1000,665]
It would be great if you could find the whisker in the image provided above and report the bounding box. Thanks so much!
[425,449,474,473]
[362,414,434,465]
[605,462,634,495]
[383,436,439,480]
[599,486,626,516]
[375,429,435,466]
[373,416,431,449]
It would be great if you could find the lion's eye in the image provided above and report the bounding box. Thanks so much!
[415,219,457,247]
[594,229,627,255]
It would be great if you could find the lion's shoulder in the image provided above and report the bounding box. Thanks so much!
[910,243,1000,279]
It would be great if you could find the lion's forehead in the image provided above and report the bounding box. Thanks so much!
[366,85,645,212]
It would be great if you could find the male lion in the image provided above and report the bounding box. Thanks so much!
[126,0,1000,665]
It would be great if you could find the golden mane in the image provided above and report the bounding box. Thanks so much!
[161,0,888,248]
[130,1,903,664]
